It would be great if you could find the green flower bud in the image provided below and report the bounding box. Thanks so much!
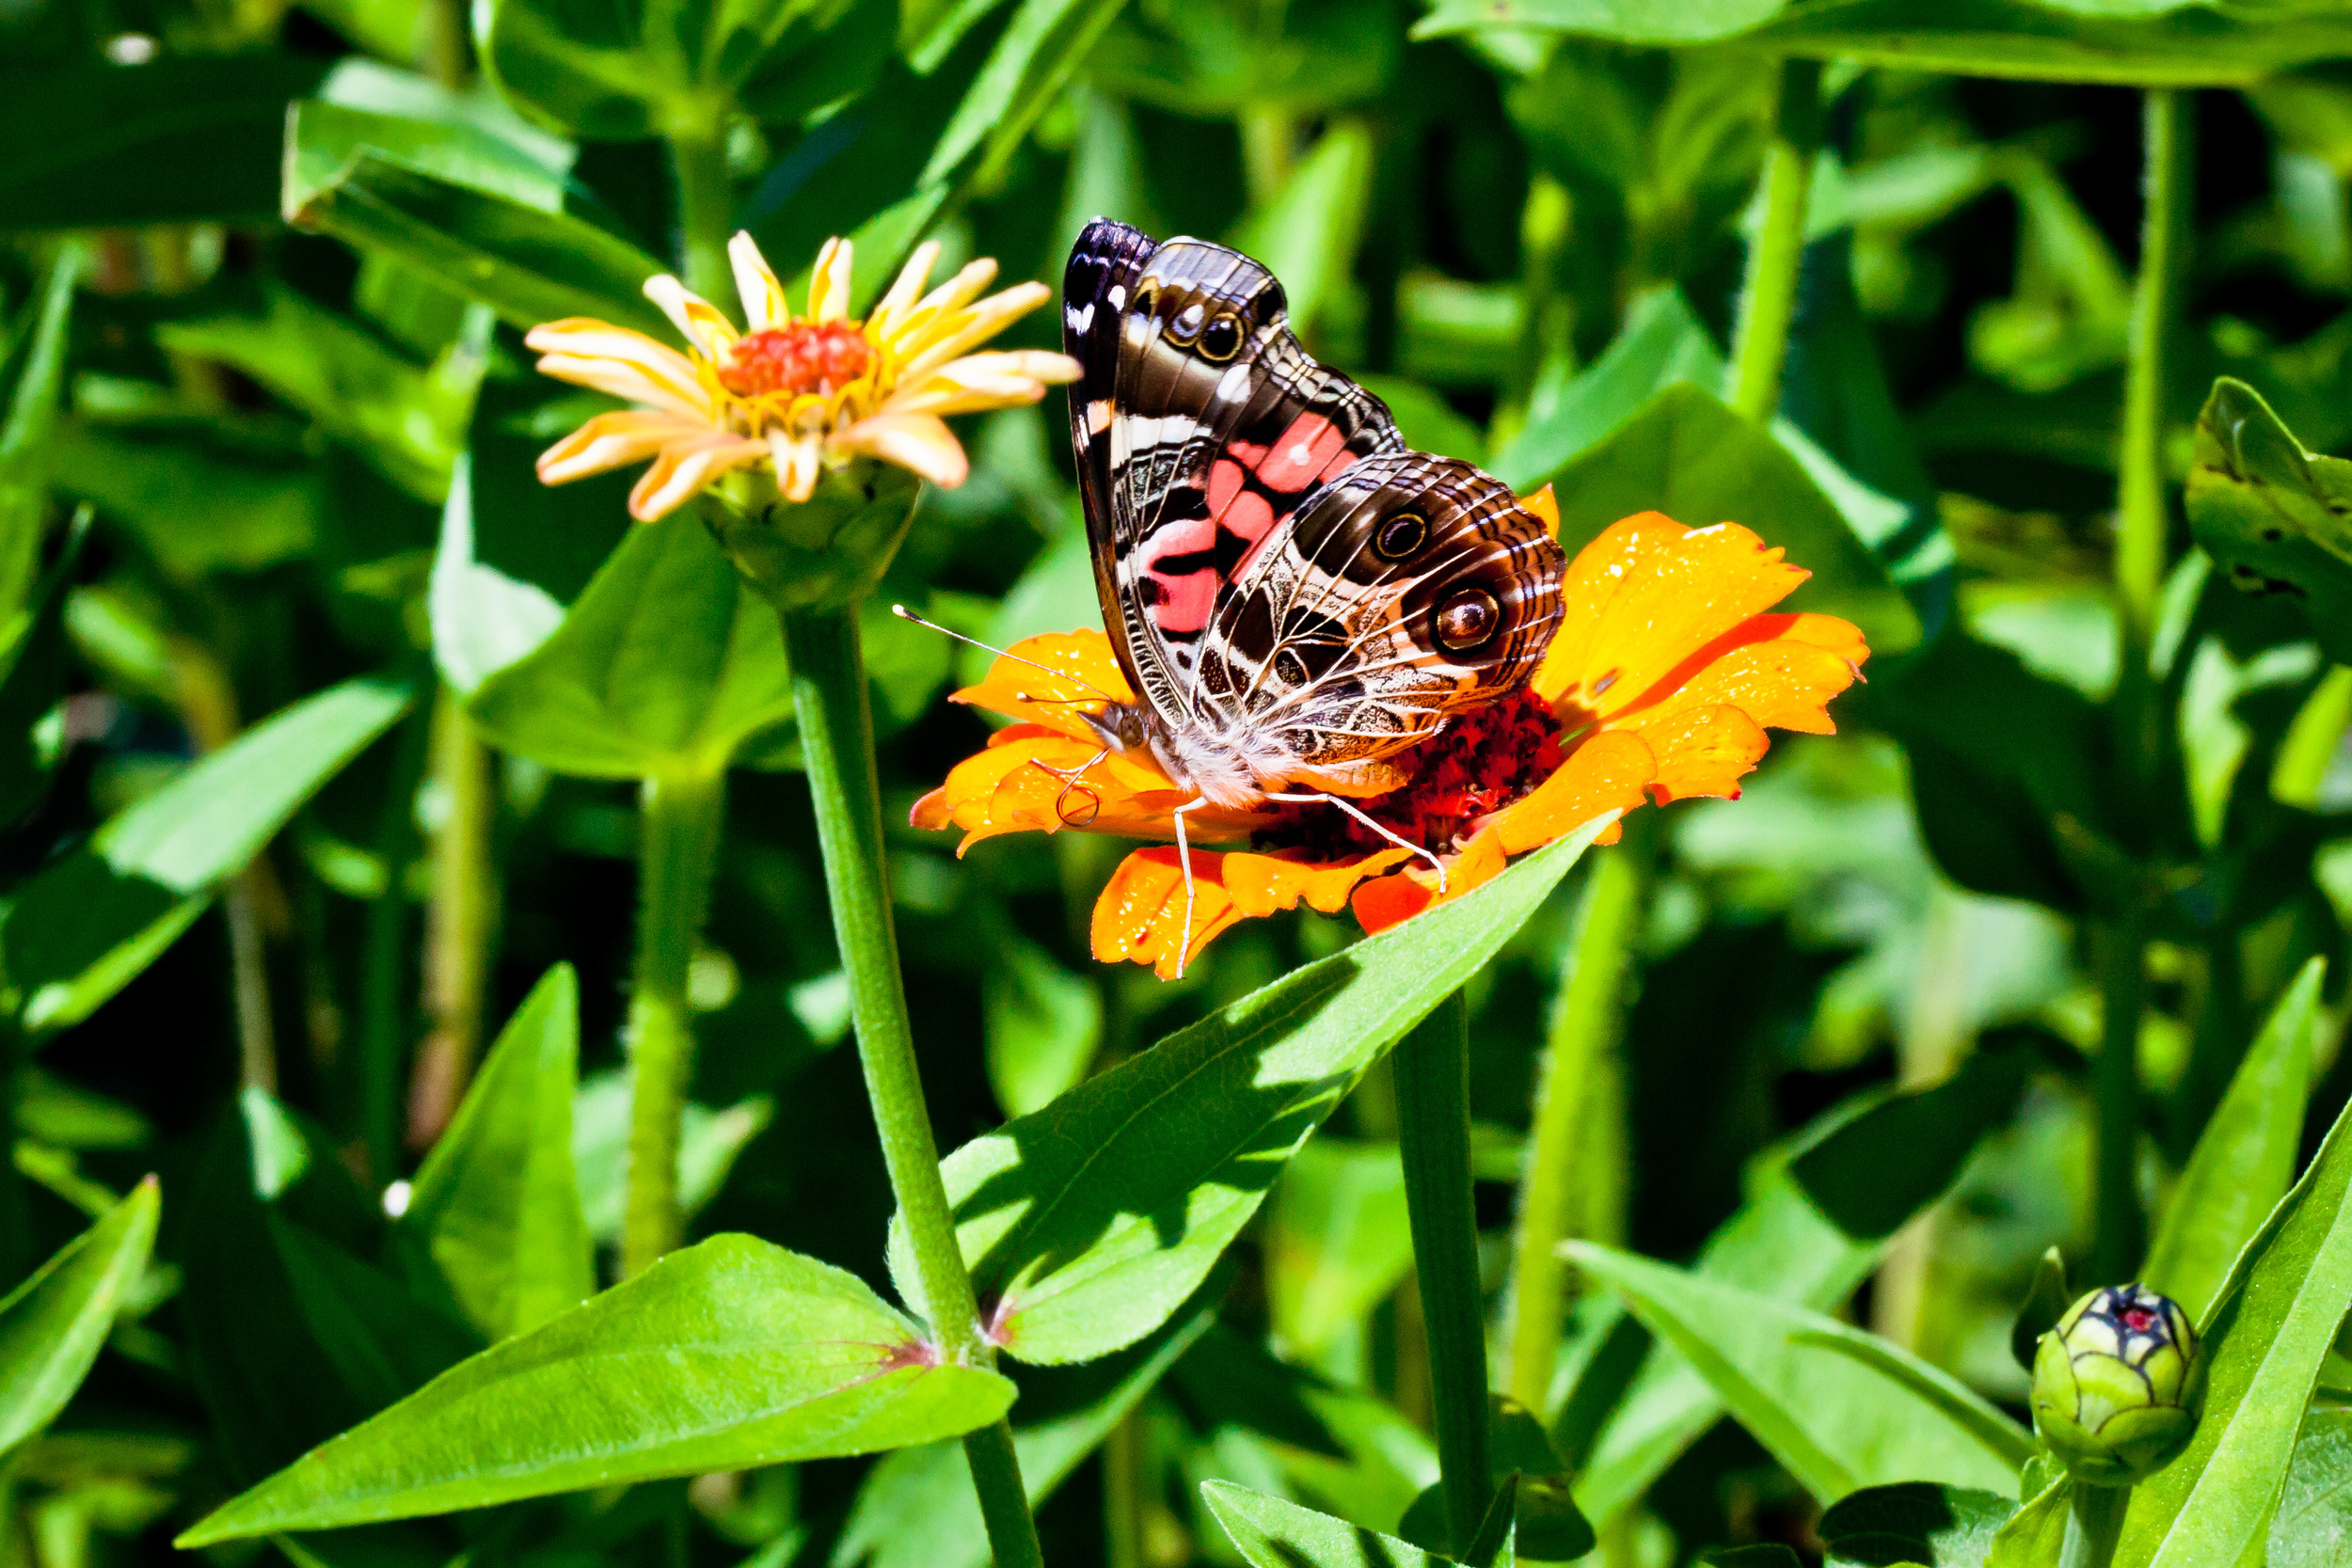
[2030,1283,2201,1484]
[698,460,923,614]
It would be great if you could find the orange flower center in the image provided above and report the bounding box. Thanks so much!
[1267,689,1564,856]
[718,322,874,398]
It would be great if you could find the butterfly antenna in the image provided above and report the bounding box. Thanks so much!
[888,605,1125,705]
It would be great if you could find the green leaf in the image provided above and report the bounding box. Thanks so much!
[400,964,595,1341]
[920,0,1130,186]
[1266,1138,1411,1359]
[2115,1087,2352,1567]
[1229,119,1375,337]
[1788,1045,2030,1241]
[1986,1474,2071,1568]
[2185,377,2352,666]
[2010,1247,2071,1373]
[1541,382,1921,657]
[1565,1242,2029,1504]
[893,824,1612,1367]
[1201,1481,1467,1568]
[286,129,670,338]
[2142,957,2324,1321]
[834,1291,1216,1568]
[573,1070,771,1244]
[467,512,792,778]
[1489,287,1724,496]
[0,247,80,656]
[177,1236,1017,1541]
[2265,1407,2352,1568]
[983,927,1104,1118]
[0,54,328,228]
[1413,0,2352,87]
[52,422,321,578]
[1817,1482,2015,1568]
[0,1180,161,1459]
[0,676,414,1034]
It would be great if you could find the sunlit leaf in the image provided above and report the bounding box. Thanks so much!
[1202,1481,1470,1568]
[0,1180,160,1459]
[2185,377,2352,666]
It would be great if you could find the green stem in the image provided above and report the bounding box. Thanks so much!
[669,135,735,307]
[620,766,726,1277]
[1503,830,1648,1413]
[1395,990,1491,1554]
[1104,1409,1144,1568]
[227,872,277,1093]
[2092,918,2145,1285]
[2058,1481,2132,1568]
[361,704,433,1184]
[778,606,1042,1568]
[415,691,496,1145]
[1726,57,1824,423]
[2117,89,2189,644]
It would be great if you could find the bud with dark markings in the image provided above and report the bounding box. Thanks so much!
[2030,1284,2201,1484]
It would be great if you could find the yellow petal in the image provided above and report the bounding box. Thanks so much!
[808,236,852,323]
[867,240,942,339]
[536,410,709,484]
[893,281,1053,386]
[885,258,1002,351]
[628,431,766,521]
[728,231,790,333]
[830,410,968,488]
[526,321,712,418]
[643,275,739,359]
[769,432,822,502]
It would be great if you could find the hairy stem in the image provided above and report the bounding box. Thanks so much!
[2058,1481,2131,1568]
[1726,57,1824,423]
[1396,990,1492,1553]
[779,605,1041,1568]
[1503,832,1647,1412]
[620,767,726,1277]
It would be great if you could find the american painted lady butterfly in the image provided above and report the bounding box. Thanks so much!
[1056,219,1564,866]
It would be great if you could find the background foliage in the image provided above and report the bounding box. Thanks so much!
[6,0,2352,1564]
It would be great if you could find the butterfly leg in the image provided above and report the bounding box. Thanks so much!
[1169,795,1209,980]
[1264,791,1450,894]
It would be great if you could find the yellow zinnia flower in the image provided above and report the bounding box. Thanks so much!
[526,232,1080,520]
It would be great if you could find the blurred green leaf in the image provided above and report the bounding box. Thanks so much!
[0,676,414,1034]
[178,1236,1018,1540]
[429,454,568,695]
[1265,1138,1410,1360]
[2266,1407,2352,1568]
[573,1072,772,1244]
[1414,0,2352,87]
[480,0,894,141]
[0,54,327,228]
[2009,1246,2070,1373]
[1204,1481,1472,1568]
[2115,1086,2352,1567]
[1817,1482,2014,1568]
[468,512,792,778]
[2142,957,2323,1321]
[920,0,1129,186]
[1565,1242,2028,1503]
[400,964,596,1342]
[1229,120,1375,338]
[0,247,80,657]
[1491,288,1724,495]
[984,926,1104,1118]
[1540,383,1922,657]
[0,1181,160,1460]
[892,823,1612,1366]
[2185,376,2352,666]
[52,423,321,578]
[1090,0,1398,118]
[834,1291,1215,1568]
[1788,1046,2029,1241]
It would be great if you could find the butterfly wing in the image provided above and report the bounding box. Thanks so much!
[1205,448,1565,796]
[1061,219,1403,738]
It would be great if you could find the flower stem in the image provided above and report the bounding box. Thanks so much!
[2092,915,2146,1286]
[777,605,1042,1568]
[1726,57,1824,424]
[668,134,735,309]
[1104,1409,1144,1568]
[413,690,496,1146]
[620,765,726,1277]
[2117,89,2188,645]
[2058,1481,2131,1568]
[1395,989,1492,1554]
[361,702,432,1182]
[1503,828,1649,1412]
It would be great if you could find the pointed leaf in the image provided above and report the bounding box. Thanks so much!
[2143,958,2323,1320]
[0,246,79,655]
[891,824,1610,1366]
[2185,377,2352,665]
[1817,1482,2015,1568]
[1202,1481,1466,1568]
[2010,1247,2071,1373]
[0,1179,160,1458]
[2116,1089,2352,1567]
[1566,1242,2028,1504]
[178,1236,1016,1540]
[401,964,595,1340]
[2265,1407,2352,1567]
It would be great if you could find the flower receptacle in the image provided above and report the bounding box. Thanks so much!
[699,460,923,613]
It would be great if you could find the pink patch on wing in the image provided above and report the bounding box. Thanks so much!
[1222,488,1276,545]
[1141,512,1217,562]
[1234,503,1294,579]
[1152,568,1218,633]
[1207,459,1245,518]
[1255,414,1345,492]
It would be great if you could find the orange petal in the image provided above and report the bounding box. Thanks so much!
[949,629,1138,739]
[1091,847,1247,980]
[1224,847,1410,918]
[1350,829,1509,935]
[627,431,767,521]
[1489,729,1656,857]
[536,410,709,485]
[1535,515,1811,721]
[1611,634,1866,739]
[1521,483,1560,538]
[1633,703,1771,802]
[911,786,953,832]
[922,732,1263,852]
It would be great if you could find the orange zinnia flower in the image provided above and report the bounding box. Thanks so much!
[913,500,1870,978]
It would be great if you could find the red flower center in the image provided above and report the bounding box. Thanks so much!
[1266,689,1564,857]
[2122,1306,2158,1334]
[718,322,874,398]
